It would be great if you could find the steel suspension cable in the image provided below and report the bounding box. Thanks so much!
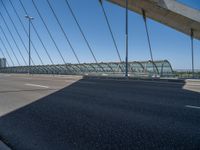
[31,24,54,65]
[142,9,157,74]
[0,35,14,66]
[142,10,154,63]
[46,0,81,64]
[99,0,122,62]
[31,23,64,73]
[18,0,53,65]
[0,46,10,67]
[32,0,73,72]
[0,0,27,65]
[0,22,20,66]
[64,0,98,64]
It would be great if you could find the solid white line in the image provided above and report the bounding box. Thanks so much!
[185,105,200,109]
[25,83,49,88]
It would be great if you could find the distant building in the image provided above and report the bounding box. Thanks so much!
[0,58,6,68]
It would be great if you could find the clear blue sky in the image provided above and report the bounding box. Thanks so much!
[0,0,200,69]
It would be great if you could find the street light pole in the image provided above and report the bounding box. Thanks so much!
[25,15,34,74]
[125,0,129,78]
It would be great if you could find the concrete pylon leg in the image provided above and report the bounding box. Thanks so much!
[107,0,200,40]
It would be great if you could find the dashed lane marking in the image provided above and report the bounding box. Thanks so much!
[185,105,200,110]
[25,83,49,88]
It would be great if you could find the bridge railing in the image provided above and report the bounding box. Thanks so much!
[0,60,174,78]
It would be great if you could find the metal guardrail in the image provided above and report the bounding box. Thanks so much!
[174,72,200,79]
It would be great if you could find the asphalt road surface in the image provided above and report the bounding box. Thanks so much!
[0,74,200,150]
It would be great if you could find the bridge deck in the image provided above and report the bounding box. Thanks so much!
[0,74,200,149]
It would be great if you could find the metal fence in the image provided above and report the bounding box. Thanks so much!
[0,60,173,77]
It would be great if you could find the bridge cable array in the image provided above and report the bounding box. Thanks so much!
[8,0,40,66]
[64,0,107,72]
[18,0,52,66]
[0,0,44,66]
[64,0,98,64]
[0,0,176,78]
[0,0,175,77]
[31,0,74,72]
[19,0,55,66]
[0,0,123,71]
[1,0,28,65]
[47,0,88,73]
[46,0,81,65]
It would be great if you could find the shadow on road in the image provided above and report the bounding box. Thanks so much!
[0,78,200,150]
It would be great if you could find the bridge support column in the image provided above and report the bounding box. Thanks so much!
[191,29,194,78]
[125,0,129,78]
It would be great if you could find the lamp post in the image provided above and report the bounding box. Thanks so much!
[125,0,129,78]
[25,15,34,74]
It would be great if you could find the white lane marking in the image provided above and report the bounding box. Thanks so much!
[25,83,49,88]
[185,105,200,109]
[0,74,11,77]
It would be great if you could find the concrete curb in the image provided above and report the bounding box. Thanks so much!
[83,75,200,86]
[83,75,185,83]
